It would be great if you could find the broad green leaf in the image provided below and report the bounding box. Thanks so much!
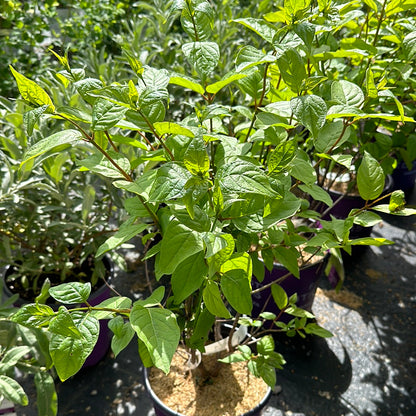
[78,151,131,179]
[130,306,180,374]
[315,121,350,153]
[235,46,277,72]
[91,98,128,131]
[10,66,55,112]
[271,284,288,310]
[237,68,264,100]
[169,74,205,95]
[291,95,327,138]
[87,85,130,108]
[109,316,135,357]
[74,78,103,105]
[388,190,406,213]
[180,1,214,41]
[172,251,208,304]
[357,151,385,200]
[284,0,311,17]
[221,269,252,315]
[331,80,364,108]
[203,280,231,318]
[378,90,405,122]
[148,162,192,202]
[187,306,215,351]
[293,21,315,50]
[0,375,28,406]
[0,346,31,373]
[134,287,165,308]
[96,219,148,257]
[273,246,300,278]
[218,160,276,197]
[348,237,394,246]
[50,313,99,381]
[184,136,210,175]
[402,31,416,60]
[49,308,82,339]
[158,220,204,276]
[49,282,91,304]
[304,323,332,337]
[21,129,83,166]
[182,42,220,79]
[371,204,416,216]
[277,48,307,94]
[352,210,382,227]
[268,140,296,175]
[299,183,333,207]
[91,297,132,320]
[206,72,247,94]
[365,69,378,99]
[340,38,377,55]
[34,372,57,416]
[385,0,416,16]
[220,253,252,277]
[232,18,277,44]
[11,303,55,328]
[153,122,194,138]
[290,150,316,185]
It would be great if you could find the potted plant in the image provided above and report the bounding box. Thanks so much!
[6,1,416,415]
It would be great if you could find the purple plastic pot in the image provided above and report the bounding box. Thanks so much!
[392,160,416,193]
[143,366,271,416]
[2,257,113,368]
[252,259,327,325]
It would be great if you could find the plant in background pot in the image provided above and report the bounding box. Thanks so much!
[5,1,416,415]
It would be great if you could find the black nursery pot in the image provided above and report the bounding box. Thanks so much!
[251,258,327,326]
[2,257,114,367]
[143,367,272,416]
[392,160,416,194]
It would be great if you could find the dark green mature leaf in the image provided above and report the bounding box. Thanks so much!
[277,48,307,94]
[273,246,300,278]
[203,280,231,318]
[268,140,296,174]
[0,375,28,406]
[21,129,83,166]
[34,372,57,416]
[87,85,130,108]
[357,152,385,200]
[49,282,91,304]
[92,98,128,131]
[130,305,180,374]
[315,121,350,153]
[158,220,204,276]
[291,95,327,138]
[293,21,315,50]
[290,150,316,185]
[148,162,192,202]
[182,42,220,79]
[50,313,99,381]
[172,251,208,304]
[218,160,276,197]
[221,269,252,314]
[299,184,333,207]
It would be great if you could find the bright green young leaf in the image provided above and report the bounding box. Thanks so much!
[271,284,288,310]
[221,269,253,315]
[172,251,208,304]
[130,305,180,374]
[90,297,132,320]
[385,0,416,16]
[23,105,49,135]
[0,346,31,373]
[158,220,204,276]
[206,72,247,94]
[108,316,135,357]
[340,38,377,55]
[184,137,210,175]
[10,303,55,328]
[291,94,327,138]
[10,66,55,112]
[331,80,364,108]
[21,129,83,166]
[0,375,28,406]
[402,31,416,60]
[365,68,378,99]
[96,219,148,258]
[232,18,277,44]
[182,42,220,79]
[180,0,214,41]
[299,183,333,207]
[49,308,82,339]
[273,246,300,278]
[357,151,385,200]
[268,140,296,175]
[290,150,316,185]
[203,280,231,318]
[49,282,91,304]
[91,98,128,131]
[235,46,277,72]
[388,190,406,213]
[169,74,205,95]
[304,322,332,337]
[153,122,194,138]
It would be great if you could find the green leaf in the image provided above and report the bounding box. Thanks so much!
[290,150,316,185]
[331,80,364,108]
[11,303,55,328]
[182,42,220,79]
[315,121,350,153]
[203,280,231,318]
[365,69,378,99]
[90,297,132,320]
[218,160,276,197]
[268,140,296,175]
[91,98,128,131]
[23,105,49,135]
[49,282,91,304]
[206,72,247,94]
[49,307,82,339]
[371,205,416,216]
[34,372,58,416]
[187,306,215,352]
[235,46,277,72]
[232,18,277,44]
[96,219,148,257]
[402,31,416,60]
[172,251,208,304]
[0,346,31,373]
[74,78,103,105]
[352,210,382,227]
[273,246,300,278]
[293,21,315,50]
[299,183,333,207]
[0,375,28,406]
[388,190,406,212]
[130,306,180,374]
[181,1,214,41]
[304,323,332,338]
[357,151,385,200]
[153,122,194,138]
[10,66,55,112]
[340,38,377,55]
[135,287,166,308]
[184,136,210,175]
[291,94,327,138]
[109,317,135,357]
[78,151,131,179]
[271,284,288,310]
[277,48,307,94]
[21,129,83,166]
[221,269,252,315]
[169,74,205,95]
[158,220,204,276]
[50,313,100,381]
[385,0,416,16]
